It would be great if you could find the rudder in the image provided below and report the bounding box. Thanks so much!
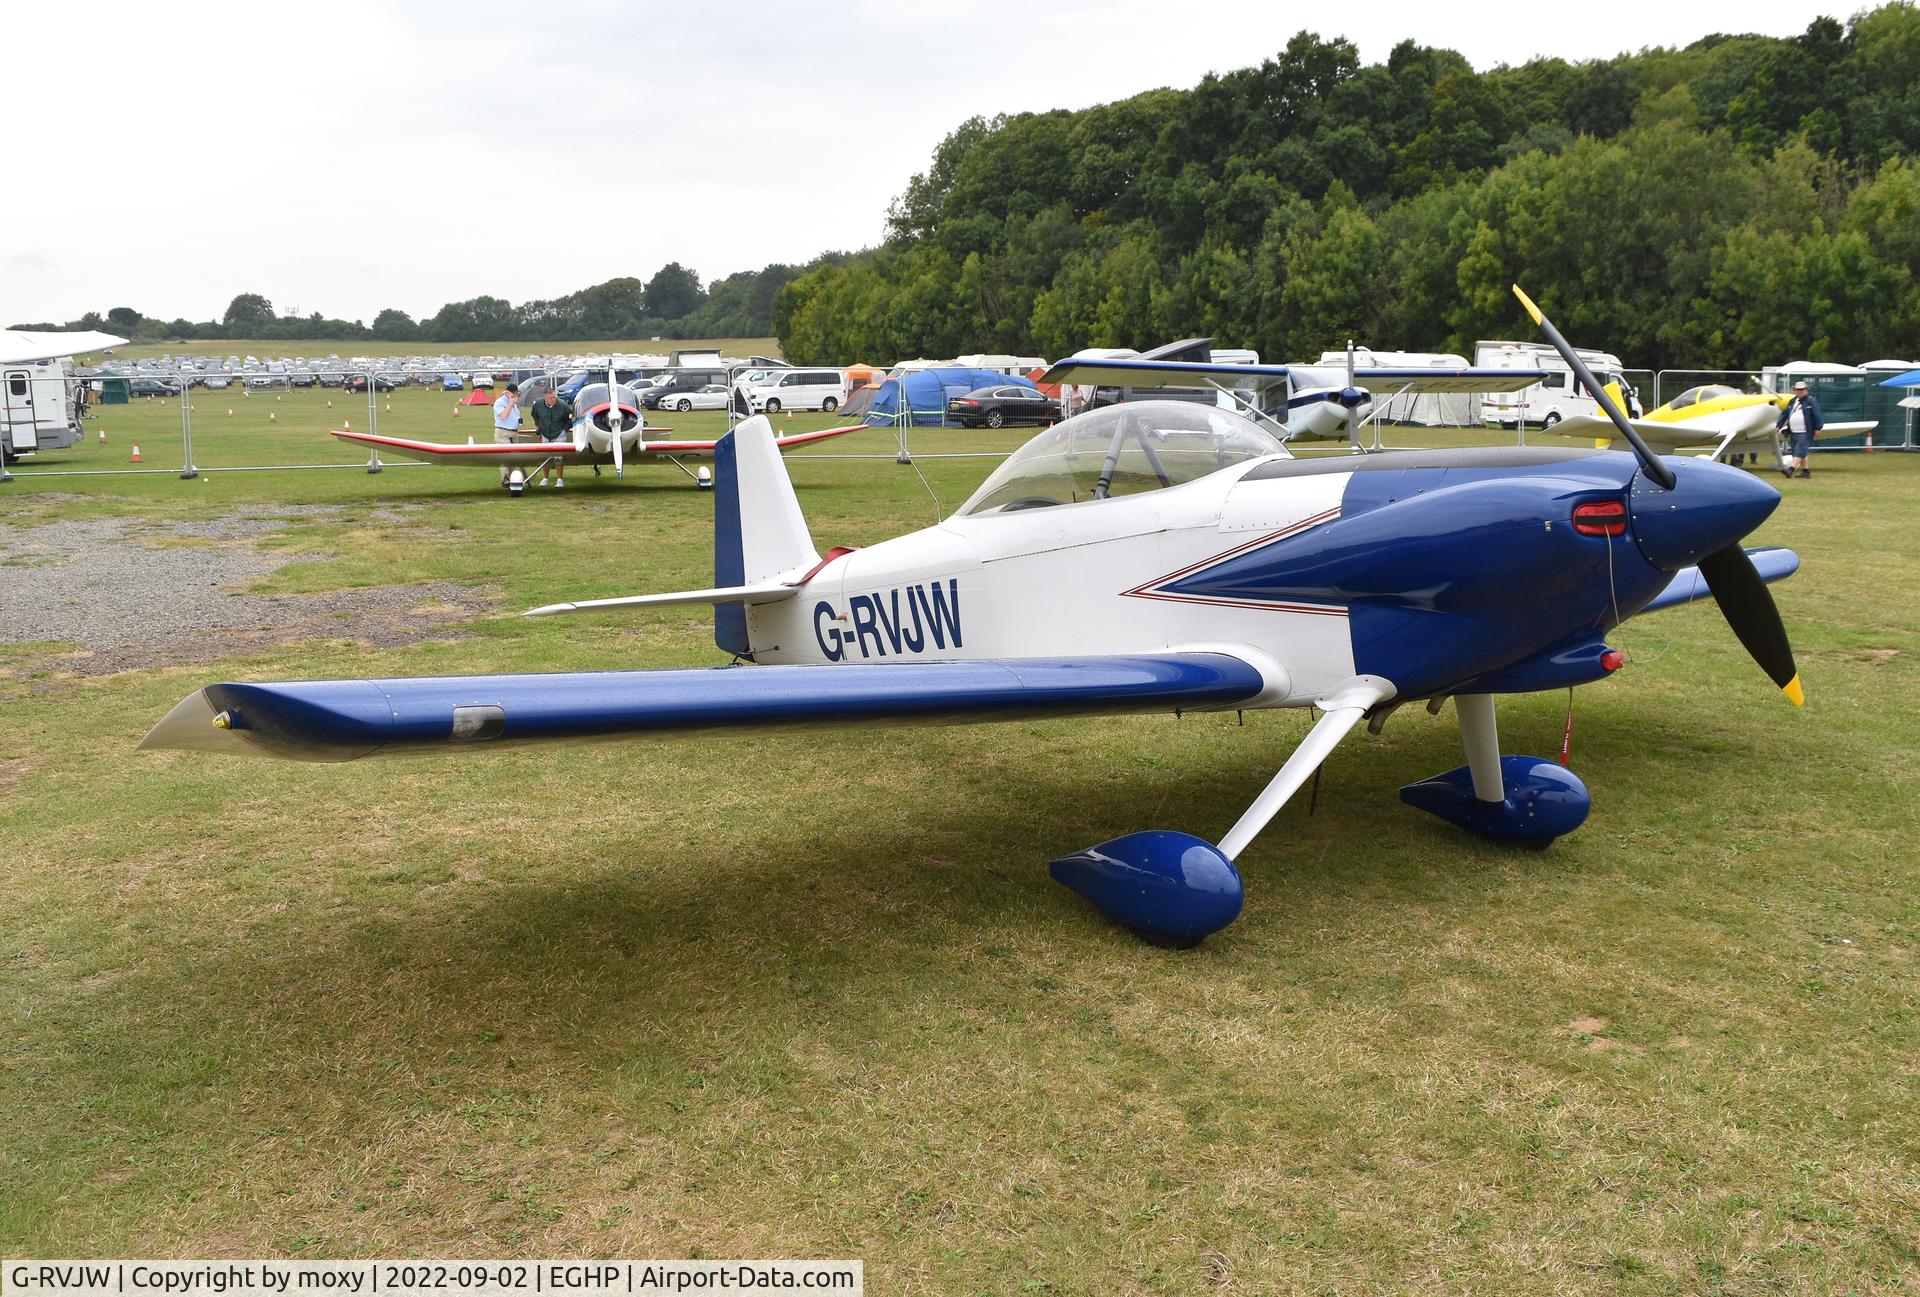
[714,415,821,656]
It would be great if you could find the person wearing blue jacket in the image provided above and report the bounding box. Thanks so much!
[1776,380,1822,479]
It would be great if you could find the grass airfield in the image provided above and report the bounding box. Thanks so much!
[2,386,1917,1292]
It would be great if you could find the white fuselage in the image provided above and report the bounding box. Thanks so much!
[747,459,1357,707]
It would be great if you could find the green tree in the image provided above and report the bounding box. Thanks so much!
[371,308,416,340]
[643,262,705,320]
[222,293,274,333]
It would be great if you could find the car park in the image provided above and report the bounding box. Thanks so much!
[946,384,1061,428]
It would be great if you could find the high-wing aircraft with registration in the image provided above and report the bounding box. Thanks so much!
[1538,382,1878,465]
[144,292,1806,948]
[1040,350,1550,447]
[332,369,857,492]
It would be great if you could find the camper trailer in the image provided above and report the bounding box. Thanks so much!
[2,356,88,461]
[1474,339,1641,428]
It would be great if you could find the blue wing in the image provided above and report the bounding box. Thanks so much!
[139,654,1268,762]
[1637,546,1799,615]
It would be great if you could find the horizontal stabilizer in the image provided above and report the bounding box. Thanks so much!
[1638,546,1799,614]
[525,581,799,616]
[138,653,1269,762]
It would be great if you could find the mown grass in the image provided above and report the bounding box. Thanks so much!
[1,408,1916,1293]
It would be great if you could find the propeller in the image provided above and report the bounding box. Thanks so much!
[609,363,624,479]
[1513,285,1799,705]
[1512,285,1675,489]
[1697,544,1804,706]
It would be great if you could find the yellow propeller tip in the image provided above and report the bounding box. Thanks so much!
[1511,284,1544,324]
[1782,675,1805,708]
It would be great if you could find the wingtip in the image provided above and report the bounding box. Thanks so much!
[1782,674,1805,708]
[1511,284,1543,325]
[522,603,576,618]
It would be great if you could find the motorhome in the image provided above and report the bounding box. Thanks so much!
[3,357,87,461]
[1474,339,1641,427]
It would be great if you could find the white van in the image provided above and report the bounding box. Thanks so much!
[747,368,848,413]
[1475,339,1641,428]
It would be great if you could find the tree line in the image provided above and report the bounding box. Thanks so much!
[774,6,1920,370]
[11,256,850,346]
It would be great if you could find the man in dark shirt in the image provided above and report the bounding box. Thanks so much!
[1776,380,1823,479]
[529,387,574,488]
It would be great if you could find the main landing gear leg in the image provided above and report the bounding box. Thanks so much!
[1399,693,1591,847]
[1049,676,1395,948]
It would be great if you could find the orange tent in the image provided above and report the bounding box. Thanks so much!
[460,387,494,406]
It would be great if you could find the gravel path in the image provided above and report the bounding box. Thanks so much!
[0,507,490,676]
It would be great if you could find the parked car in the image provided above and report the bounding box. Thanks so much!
[746,368,847,413]
[642,369,730,410]
[289,369,318,387]
[947,384,1060,428]
[441,372,465,391]
[203,375,232,390]
[128,377,181,397]
[345,374,400,393]
[318,371,346,388]
[469,372,494,389]
[662,383,733,412]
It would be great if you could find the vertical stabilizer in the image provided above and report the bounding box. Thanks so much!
[714,415,821,656]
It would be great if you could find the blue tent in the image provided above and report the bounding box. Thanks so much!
[864,367,1041,427]
[1877,369,1920,387]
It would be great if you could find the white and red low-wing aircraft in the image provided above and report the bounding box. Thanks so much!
[332,372,856,493]
[144,292,1804,946]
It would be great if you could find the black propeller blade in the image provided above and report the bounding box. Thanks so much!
[1512,285,1677,490]
[1696,544,1805,707]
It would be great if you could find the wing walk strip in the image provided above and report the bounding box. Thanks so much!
[1122,506,1348,617]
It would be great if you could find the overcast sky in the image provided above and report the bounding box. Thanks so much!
[5,0,1848,325]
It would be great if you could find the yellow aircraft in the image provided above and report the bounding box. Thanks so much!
[1543,382,1877,465]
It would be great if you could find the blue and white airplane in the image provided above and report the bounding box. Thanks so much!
[142,292,1804,946]
[1045,343,1550,447]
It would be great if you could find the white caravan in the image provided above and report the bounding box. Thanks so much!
[1475,339,1640,428]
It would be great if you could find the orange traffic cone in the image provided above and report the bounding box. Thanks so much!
[343,419,351,430]
[452,406,460,417]
[385,403,392,412]
[130,444,141,463]
[226,407,234,417]
[269,411,277,422]
[326,400,333,408]
[97,427,107,443]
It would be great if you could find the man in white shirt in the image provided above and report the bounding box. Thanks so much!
[492,382,523,485]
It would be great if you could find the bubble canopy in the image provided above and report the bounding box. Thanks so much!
[957,400,1287,516]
